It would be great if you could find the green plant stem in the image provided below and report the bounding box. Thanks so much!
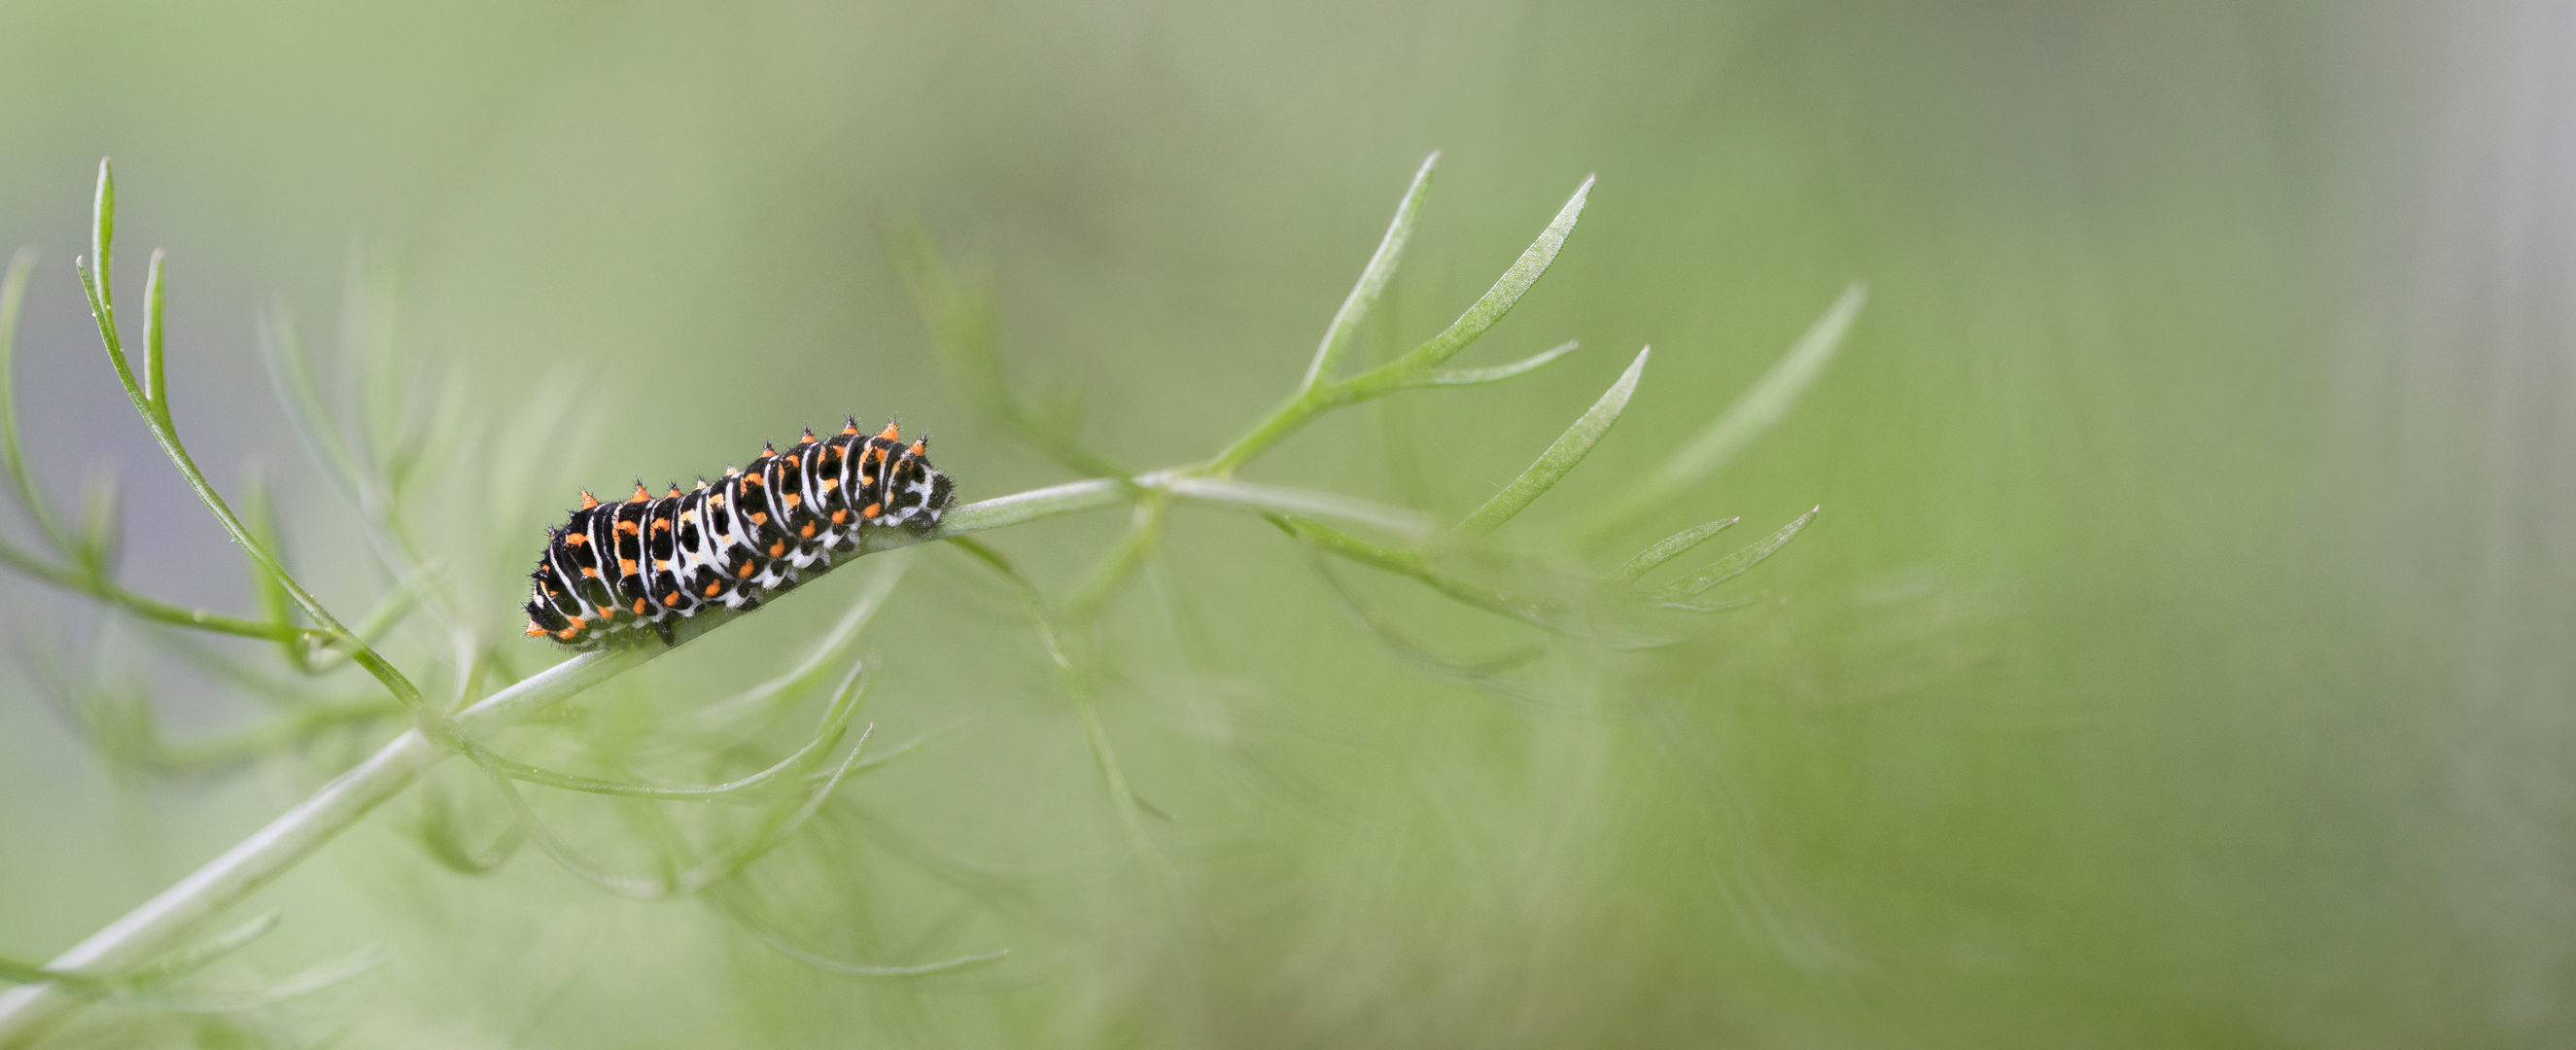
[946,538,1167,879]
[83,252,410,696]
[0,474,1239,1044]
[77,182,426,721]
[0,249,77,556]
[0,541,319,642]
[1206,172,1594,475]
[0,645,641,1045]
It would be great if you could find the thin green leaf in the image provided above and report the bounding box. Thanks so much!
[1610,517,1739,583]
[948,537,1168,875]
[469,662,869,802]
[1301,543,1551,701]
[141,250,166,417]
[462,722,873,900]
[0,960,107,991]
[1649,506,1820,600]
[415,777,525,875]
[131,943,387,1015]
[1153,474,1430,537]
[683,557,906,734]
[89,159,114,318]
[1062,496,1167,620]
[1457,346,1649,535]
[741,926,1008,979]
[707,884,1009,980]
[76,171,420,709]
[1592,285,1863,537]
[1271,515,1553,628]
[120,911,282,986]
[1408,339,1577,388]
[1372,173,1593,379]
[1648,592,1763,614]
[296,559,439,676]
[0,247,74,554]
[255,308,364,501]
[1205,168,1590,474]
[1302,151,1437,389]
[77,461,119,573]
[888,225,1127,478]
[0,939,385,1014]
[239,466,302,667]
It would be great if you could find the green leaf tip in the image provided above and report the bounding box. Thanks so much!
[1611,515,1740,583]
[1413,339,1579,388]
[142,249,167,413]
[1648,505,1820,601]
[1457,345,1648,535]
[1302,150,1440,389]
[90,159,115,315]
[1589,284,1864,537]
[1391,172,1593,376]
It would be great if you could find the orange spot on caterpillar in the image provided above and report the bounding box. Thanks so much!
[563,532,588,545]
[841,421,860,436]
[653,559,672,571]
[768,542,785,557]
[705,581,722,596]
[821,477,839,491]
[878,422,900,440]
[619,558,640,575]
[798,429,817,444]
[664,591,682,604]
[737,562,755,578]
[650,518,671,533]
[557,627,580,641]
[629,484,651,504]
[748,511,768,526]
[830,509,849,523]
[615,520,639,535]
[799,523,816,538]
[579,490,600,509]
[632,598,647,614]
[525,621,546,637]
[862,503,882,518]
[744,472,763,486]
[784,494,801,509]
[909,438,925,456]
[580,567,599,578]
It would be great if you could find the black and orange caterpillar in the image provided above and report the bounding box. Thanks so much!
[524,418,955,648]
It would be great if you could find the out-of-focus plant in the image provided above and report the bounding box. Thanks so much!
[0,155,1858,1045]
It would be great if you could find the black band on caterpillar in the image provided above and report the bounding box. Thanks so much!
[522,417,956,649]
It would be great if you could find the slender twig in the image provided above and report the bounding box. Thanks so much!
[76,162,420,709]
[0,480,1195,1042]
[0,249,76,555]
[947,538,1168,877]
[0,154,1852,1044]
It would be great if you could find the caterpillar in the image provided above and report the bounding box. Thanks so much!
[523,418,955,649]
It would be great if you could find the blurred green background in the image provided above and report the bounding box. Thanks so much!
[5,0,2568,1046]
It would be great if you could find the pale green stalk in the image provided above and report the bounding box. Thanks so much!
[1586,284,1865,538]
[0,483,1137,1043]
